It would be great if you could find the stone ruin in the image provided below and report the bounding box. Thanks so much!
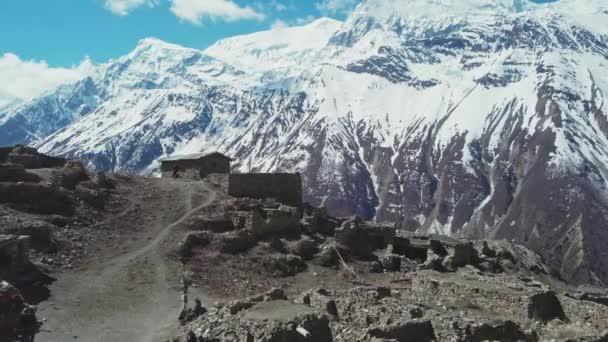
[181,196,552,281]
[0,145,65,169]
[0,235,31,281]
[332,215,483,273]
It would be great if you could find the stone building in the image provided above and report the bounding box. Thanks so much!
[208,173,303,207]
[160,152,232,179]
[159,152,302,207]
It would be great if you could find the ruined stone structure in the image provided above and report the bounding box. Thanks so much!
[0,235,30,279]
[160,152,232,179]
[228,173,303,207]
[0,145,66,169]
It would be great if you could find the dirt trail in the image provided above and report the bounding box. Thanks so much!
[37,178,216,342]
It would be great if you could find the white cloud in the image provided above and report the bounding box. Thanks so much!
[315,0,358,15]
[0,54,94,105]
[170,0,265,25]
[104,0,157,16]
[271,19,289,29]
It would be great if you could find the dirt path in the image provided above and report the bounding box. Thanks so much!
[37,178,216,342]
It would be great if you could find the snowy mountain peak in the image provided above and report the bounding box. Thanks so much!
[204,17,342,72]
[128,37,198,59]
[355,0,531,19]
[354,0,605,19]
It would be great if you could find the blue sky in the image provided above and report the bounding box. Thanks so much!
[0,0,352,67]
[0,0,556,106]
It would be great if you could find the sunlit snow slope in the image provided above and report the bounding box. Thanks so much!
[2,0,608,284]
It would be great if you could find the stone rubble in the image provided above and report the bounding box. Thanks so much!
[175,200,608,342]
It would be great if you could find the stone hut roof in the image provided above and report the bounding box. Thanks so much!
[159,152,233,162]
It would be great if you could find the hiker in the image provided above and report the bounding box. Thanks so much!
[0,281,25,342]
[16,306,40,342]
[172,165,181,179]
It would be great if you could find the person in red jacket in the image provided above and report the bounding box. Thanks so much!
[0,281,24,342]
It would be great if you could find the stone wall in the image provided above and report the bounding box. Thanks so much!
[227,173,302,207]
[0,235,30,279]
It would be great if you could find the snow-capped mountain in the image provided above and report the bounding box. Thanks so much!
[2,0,608,284]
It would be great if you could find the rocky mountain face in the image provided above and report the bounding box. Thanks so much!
[1,0,608,285]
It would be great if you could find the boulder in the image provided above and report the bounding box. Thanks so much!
[75,185,108,209]
[419,251,445,272]
[298,289,339,318]
[481,241,496,257]
[249,205,301,238]
[367,320,436,342]
[53,161,89,190]
[464,320,535,342]
[301,205,337,236]
[312,243,350,268]
[334,216,374,259]
[380,254,402,272]
[429,240,448,257]
[262,255,307,277]
[217,231,256,254]
[179,298,207,325]
[243,300,333,342]
[527,291,567,322]
[91,172,115,189]
[289,237,319,260]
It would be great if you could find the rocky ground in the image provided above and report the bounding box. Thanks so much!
[174,199,608,342]
[1,145,607,342]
